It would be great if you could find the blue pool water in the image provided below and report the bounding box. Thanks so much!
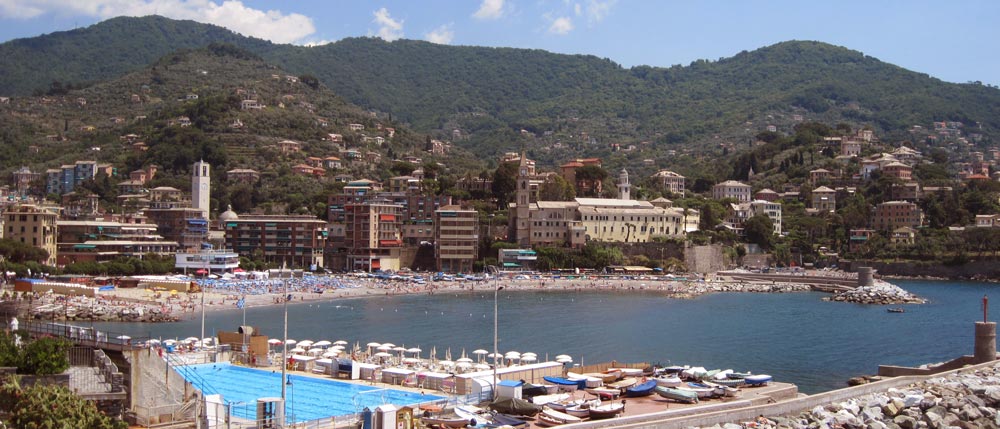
[185,363,443,422]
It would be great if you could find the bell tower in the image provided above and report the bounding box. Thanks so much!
[515,149,531,246]
[618,169,631,201]
[192,160,211,220]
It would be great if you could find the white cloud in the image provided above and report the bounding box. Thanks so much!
[573,3,582,16]
[0,0,316,44]
[372,7,403,41]
[425,24,453,45]
[584,0,615,24]
[548,16,573,35]
[472,0,505,20]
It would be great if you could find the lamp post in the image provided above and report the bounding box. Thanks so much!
[488,265,503,400]
[280,271,289,428]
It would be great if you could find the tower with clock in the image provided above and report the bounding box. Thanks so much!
[192,160,211,221]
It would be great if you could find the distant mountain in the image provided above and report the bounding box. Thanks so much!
[2,16,1000,175]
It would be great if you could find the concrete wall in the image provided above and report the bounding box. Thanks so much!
[685,245,727,274]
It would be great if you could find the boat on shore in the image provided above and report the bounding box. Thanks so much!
[677,382,715,398]
[420,415,471,428]
[587,402,625,419]
[625,380,657,397]
[654,386,699,403]
[537,407,584,426]
[744,374,773,386]
[654,374,682,387]
[607,377,637,390]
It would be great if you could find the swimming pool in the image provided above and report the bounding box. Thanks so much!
[184,364,444,422]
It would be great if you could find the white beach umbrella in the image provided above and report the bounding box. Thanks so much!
[286,339,297,345]
[367,342,382,348]
[402,357,420,364]
[268,339,283,346]
[147,339,161,346]
[393,346,407,352]
[407,347,422,354]
[555,354,572,360]
[374,352,392,358]
[184,337,199,343]
[456,361,472,369]
[556,356,573,363]
[296,340,314,348]
[439,360,455,367]
[307,348,324,356]
[521,355,537,362]
[322,350,341,358]
[334,340,349,346]
[290,347,306,354]
[456,357,474,363]
[472,349,489,355]
[504,351,521,359]
[202,337,215,345]
[331,345,345,350]
[313,340,332,348]
[474,363,491,371]
[116,335,131,340]
[381,342,396,348]
[377,345,392,351]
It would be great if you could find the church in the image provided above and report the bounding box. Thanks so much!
[509,152,698,248]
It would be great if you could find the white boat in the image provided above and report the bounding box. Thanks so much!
[530,393,569,406]
[566,372,603,388]
[587,402,625,419]
[654,375,682,387]
[540,407,583,425]
[677,382,715,398]
[744,374,772,386]
[681,366,707,380]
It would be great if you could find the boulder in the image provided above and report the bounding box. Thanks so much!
[895,415,918,429]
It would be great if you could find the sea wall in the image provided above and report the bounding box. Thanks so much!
[842,260,1000,281]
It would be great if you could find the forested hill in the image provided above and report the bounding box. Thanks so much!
[3,16,1000,167]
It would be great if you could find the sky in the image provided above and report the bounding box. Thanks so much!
[0,0,998,86]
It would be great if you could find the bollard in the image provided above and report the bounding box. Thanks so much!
[974,321,997,363]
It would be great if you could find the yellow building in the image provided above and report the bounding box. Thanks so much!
[3,204,59,265]
[577,198,693,243]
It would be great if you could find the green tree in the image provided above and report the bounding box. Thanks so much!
[539,175,575,201]
[744,214,775,250]
[0,378,128,429]
[20,336,71,375]
[491,162,517,208]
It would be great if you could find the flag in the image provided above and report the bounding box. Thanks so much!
[236,296,245,309]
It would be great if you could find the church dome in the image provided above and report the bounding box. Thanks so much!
[218,205,239,222]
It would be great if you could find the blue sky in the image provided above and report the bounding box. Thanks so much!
[1,0,998,86]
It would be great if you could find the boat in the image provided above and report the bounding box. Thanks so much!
[455,405,487,423]
[625,380,657,397]
[887,307,905,313]
[566,372,604,388]
[544,376,586,390]
[654,375,682,387]
[654,386,699,404]
[488,397,542,417]
[420,416,472,428]
[541,408,583,425]
[544,398,585,412]
[607,377,637,390]
[529,393,569,407]
[710,377,745,388]
[677,382,715,398]
[659,365,686,375]
[615,367,644,377]
[587,402,625,419]
[563,400,601,419]
[681,366,707,380]
[486,413,528,429]
[585,387,621,399]
[521,383,551,398]
[585,372,620,383]
[744,374,773,386]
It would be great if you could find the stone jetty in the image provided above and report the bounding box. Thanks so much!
[695,362,1000,429]
[27,297,179,323]
[823,280,926,305]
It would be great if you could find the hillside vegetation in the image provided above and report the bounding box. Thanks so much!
[1,16,1000,180]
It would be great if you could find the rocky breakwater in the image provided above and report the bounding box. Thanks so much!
[697,363,1000,429]
[698,281,813,294]
[30,298,179,323]
[823,280,926,305]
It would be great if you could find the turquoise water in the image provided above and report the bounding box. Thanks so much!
[185,363,443,422]
[95,279,1000,394]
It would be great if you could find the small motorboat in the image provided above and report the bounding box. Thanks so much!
[654,386,699,404]
[887,307,905,313]
[625,380,657,397]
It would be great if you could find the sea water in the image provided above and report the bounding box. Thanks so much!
[94,279,1000,393]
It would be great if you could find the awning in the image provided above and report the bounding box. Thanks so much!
[73,244,97,249]
[371,260,381,269]
[502,262,520,267]
[379,214,396,222]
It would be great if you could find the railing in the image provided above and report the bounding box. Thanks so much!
[22,321,149,351]
[163,353,218,396]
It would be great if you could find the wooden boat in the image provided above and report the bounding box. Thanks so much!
[625,380,657,397]
[420,416,471,428]
[616,368,644,377]
[487,413,528,429]
[566,372,603,388]
[538,407,583,426]
[587,402,624,419]
[585,372,620,383]
[544,398,585,412]
[744,374,772,386]
[607,377,637,390]
[563,404,591,419]
[654,375,682,387]
[654,386,699,404]
[585,387,621,400]
[887,307,905,313]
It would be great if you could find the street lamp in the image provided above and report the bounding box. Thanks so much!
[280,273,289,428]
[488,265,504,400]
